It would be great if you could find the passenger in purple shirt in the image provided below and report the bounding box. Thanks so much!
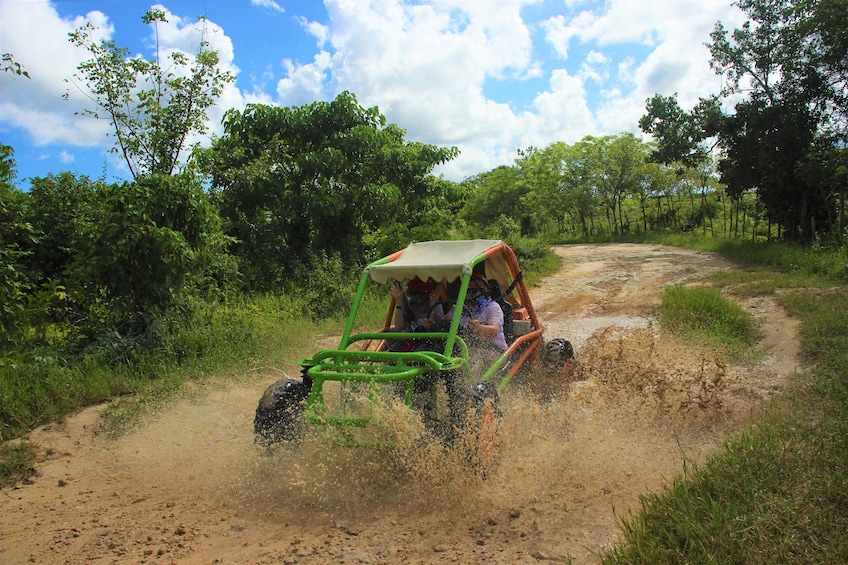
[461,274,507,374]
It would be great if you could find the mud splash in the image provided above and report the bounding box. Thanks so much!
[1,244,799,564]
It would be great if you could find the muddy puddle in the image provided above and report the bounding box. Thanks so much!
[0,244,799,564]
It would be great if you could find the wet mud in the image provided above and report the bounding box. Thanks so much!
[0,244,800,564]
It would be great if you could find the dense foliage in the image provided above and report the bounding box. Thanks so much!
[197,91,459,290]
[640,0,848,242]
[461,134,736,239]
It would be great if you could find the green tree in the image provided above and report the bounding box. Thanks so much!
[640,94,720,168]
[460,165,527,235]
[369,174,464,258]
[590,134,651,235]
[67,173,230,339]
[634,161,677,233]
[25,173,99,286]
[518,142,598,237]
[515,144,566,236]
[643,0,844,240]
[0,143,34,346]
[197,91,458,290]
[802,0,848,126]
[66,9,234,179]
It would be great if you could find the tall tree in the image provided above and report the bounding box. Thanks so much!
[0,143,33,345]
[642,0,845,240]
[197,92,458,290]
[799,0,848,135]
[590,134,650,235]
[66,9,234,179]
[461,165,527,234]
[518,143,573,236]
[707,0,835,238]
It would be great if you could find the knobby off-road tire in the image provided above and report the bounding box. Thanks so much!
[458,381,501,478]
[254,378,312,447]
[412,371,457,442]
[543,338,575,368]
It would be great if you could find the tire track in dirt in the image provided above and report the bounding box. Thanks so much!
[0,244,800,564]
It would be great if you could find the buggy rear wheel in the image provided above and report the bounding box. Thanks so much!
[254,378,312,447]
[543,338,574,368]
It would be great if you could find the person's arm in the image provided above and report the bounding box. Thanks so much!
[390,281,408,330]
[393,305,406,330]
[468,318,499,338]
[468,301,503,338]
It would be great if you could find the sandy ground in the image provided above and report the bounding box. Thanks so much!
[0,243,801,564]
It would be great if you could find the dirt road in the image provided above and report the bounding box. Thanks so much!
[0,244,800,564]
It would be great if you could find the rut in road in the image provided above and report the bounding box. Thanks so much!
[1,244,799,564]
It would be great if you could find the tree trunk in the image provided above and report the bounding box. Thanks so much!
[840,182,845,244]
[753,199,758,242]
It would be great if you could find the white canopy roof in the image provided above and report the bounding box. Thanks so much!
[365,239,503,284]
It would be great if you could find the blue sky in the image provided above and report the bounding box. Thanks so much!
[0,0,745,186]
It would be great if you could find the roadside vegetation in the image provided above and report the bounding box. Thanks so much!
[2,0,847,561]
[658,283,760,360]
[599,233,848,564]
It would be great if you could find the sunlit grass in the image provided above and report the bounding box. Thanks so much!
[601,288,848,564]
[658,284,760,360]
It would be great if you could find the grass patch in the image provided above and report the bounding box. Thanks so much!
[706,269,828,297]
[781,290,848,404]
[602,399,848,564]
[658,284,760,360]
[600,241,848,564]
[0,440,38,486]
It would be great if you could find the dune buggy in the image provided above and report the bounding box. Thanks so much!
[254,239,573,462]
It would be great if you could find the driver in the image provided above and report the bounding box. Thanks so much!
[389,276,434,332]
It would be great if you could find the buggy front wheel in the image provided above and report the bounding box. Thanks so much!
[254,378,311,447]
[457,381,501,477]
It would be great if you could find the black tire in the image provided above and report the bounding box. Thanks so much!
[543,338,574,367]
[468,380,500,414]
[411,373,438,424]
[254,378,311,447]
[458,381,501,477]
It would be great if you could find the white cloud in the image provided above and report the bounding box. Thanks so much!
[532,0,747,161]
[531,69,596,142]
[0,0,749,183]
[251,0,284,14]
[307,0,537,154]
[0,0,113,146]
[579,50,609,83]
[298,17,330,47]
[542,12,590,59]
[276,51,332,105]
